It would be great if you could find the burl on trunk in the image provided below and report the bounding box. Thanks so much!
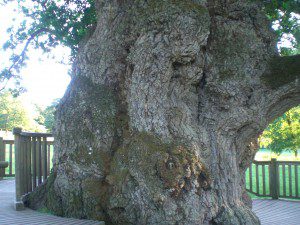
[25,0,300,224]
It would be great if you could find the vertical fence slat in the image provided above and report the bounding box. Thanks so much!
[270,158,279,199]
[37,137,42,185]
[0,137,5,179]
[282,164,286,197]
[21,136,26,198]
[43,137,47,182]
[296,165,299,198]
[13,128,24,210]
[32,137,37,190]
[27,137,32,193]
[256,164,259,194]
[24,137,28,194]
[288,164,292,197]
[47,144,50,176]
[249,164,253,192]
[262,165,266,196]
[9,143,13,176]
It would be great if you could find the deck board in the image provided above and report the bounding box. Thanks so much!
[253,199,300,225]
[0,179,104,225]
[1,179,300,224]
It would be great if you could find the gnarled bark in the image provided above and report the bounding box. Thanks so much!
[26,0,300,224]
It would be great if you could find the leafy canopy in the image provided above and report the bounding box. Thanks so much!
[1,0,96,92]
[0,91,45,131]
[263,0,300,55]
[260,106,300,156]
[1,0,299,92]
[35,99,59,132]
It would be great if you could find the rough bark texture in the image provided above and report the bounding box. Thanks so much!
[26,0,300,224]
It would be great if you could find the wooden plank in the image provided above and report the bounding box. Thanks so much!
[43,137,47,182]
[9,144,12,176]
[262,165,266,196]
[13,127,25,208]
[253,160,271,165]
[288,165,292,197]
[256,164,259,194]
[20,136,26,197]
[282,164,286,197]
[27,137,32,193]
[23,137,27,194]
[37,137,42,185]
[270,158,279,199]
[296,165,299,198]
[32,137,37,189]
[3,140,14,144]
[0,137,5,179]
[19,132,52,138]
[47,145,50,176]
[13,128,24,210]
[249,163,253,192]
[277,161,300,165]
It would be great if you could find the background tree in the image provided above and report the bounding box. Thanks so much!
[0,91,43,131]
[261,105,300,157]
[39,99,59,132]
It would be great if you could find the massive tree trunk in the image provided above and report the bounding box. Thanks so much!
[25,0,300,224]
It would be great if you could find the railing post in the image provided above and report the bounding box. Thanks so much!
[13,127,25,210]
[0,137,5,179]
[270,158,279,199]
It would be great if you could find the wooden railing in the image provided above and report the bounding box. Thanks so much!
[0,137,53,178]
[245,158,300,200]
[2,139,14,177]
[13,128,54,210]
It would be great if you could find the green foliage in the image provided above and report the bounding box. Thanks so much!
[1,0,96,92]
[0,91,43,131]
[40,99,59,132]
[260,106,300,156]
[262,0,300,55]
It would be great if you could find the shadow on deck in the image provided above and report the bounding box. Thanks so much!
[0,178,299,225]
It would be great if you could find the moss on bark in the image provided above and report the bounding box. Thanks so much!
[23,171,64,216]
[262,55,300,89]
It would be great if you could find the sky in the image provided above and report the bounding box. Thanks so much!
[0,2,71,108]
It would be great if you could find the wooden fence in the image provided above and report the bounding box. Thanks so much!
[245,158,300,199]
[12,128,54,210]
[0,136,54,178]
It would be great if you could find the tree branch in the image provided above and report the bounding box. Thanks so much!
[0,27,52,91]
[262,54,300,89]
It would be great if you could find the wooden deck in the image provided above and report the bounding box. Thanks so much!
[253,199,300,225]
[0,179,104,225]
[1,179,299,225]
